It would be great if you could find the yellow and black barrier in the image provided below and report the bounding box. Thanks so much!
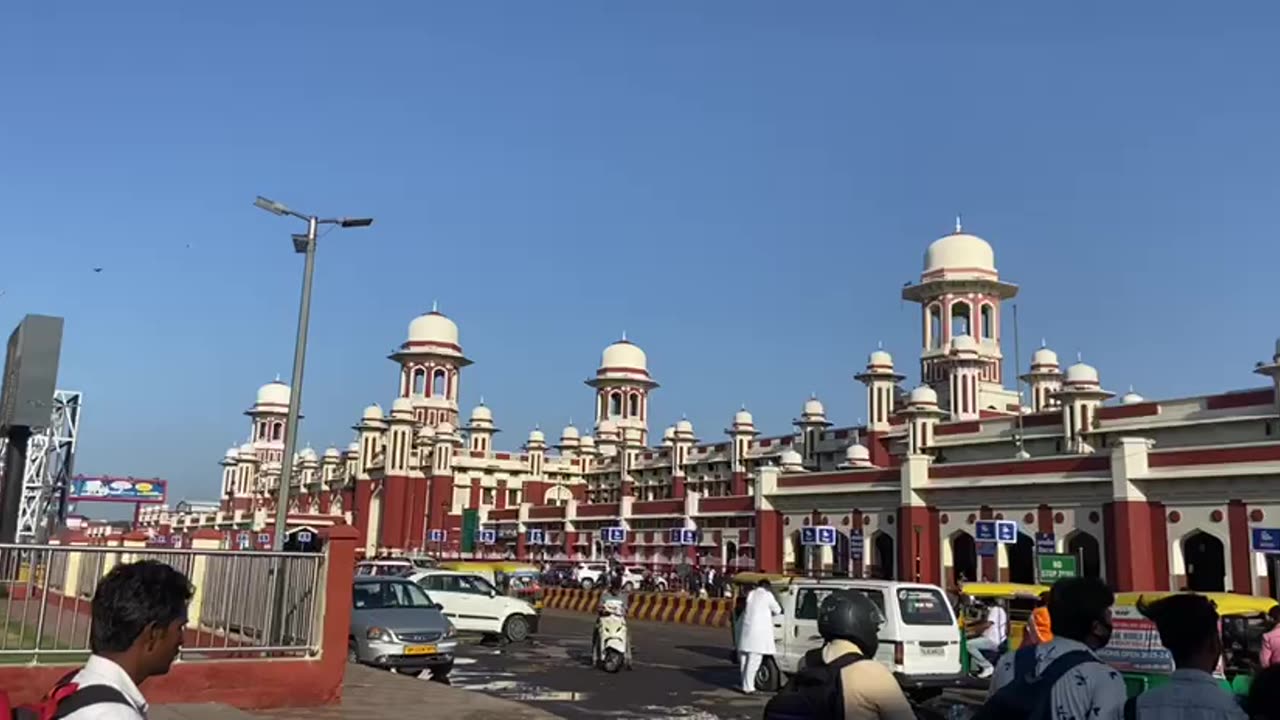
[543,587,732,628]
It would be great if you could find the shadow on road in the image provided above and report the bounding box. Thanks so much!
[677,645,736,663]
[678,664,743,693]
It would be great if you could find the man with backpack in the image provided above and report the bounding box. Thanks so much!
[978,576,1127,720]
[26,560,194,719]
[763,589,915,720]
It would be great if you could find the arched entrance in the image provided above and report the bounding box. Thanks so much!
[951,531,977,585]
[725,541,738,570]
[1008,533,1035,584]
[872,532,896,580]
[834,532,851,577]
[1066,531,1102,580]
[1184,531,1226,592]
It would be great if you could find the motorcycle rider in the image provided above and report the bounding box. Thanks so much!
[593,577,629,662]
[811,590,916,720]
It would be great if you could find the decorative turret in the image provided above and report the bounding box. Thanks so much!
[1053,358,1114,454]
[900,386,946,456]
[587,336,658,446]
[465,401,498,453]
[1021,342,1063,413]
[855,348,904,432]
[247,379,292,466]
[526,427,547,477]
[354,404,387,475]
[839,443,874,469]
[795,395,832,468]
[389,306,472,429]
[557,423,581,458]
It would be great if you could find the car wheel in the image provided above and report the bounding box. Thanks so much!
[504,614,531,643]
[580,579,594,591]
[755,656,782,692]
[347,640,359,664]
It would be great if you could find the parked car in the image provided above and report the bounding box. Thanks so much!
[621,566,666,592]
[574,562,609,590]
[408,570,541,643]
[349,576,458,679]
[355,559,414,577]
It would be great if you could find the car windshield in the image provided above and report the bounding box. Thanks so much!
[897,587,954,625]
[354,581,436,610]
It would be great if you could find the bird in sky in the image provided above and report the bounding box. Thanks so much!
[92,267,103,273]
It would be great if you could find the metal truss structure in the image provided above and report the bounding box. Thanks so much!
[0,390,82,543]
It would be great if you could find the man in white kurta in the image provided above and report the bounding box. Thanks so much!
[739,580,783,694]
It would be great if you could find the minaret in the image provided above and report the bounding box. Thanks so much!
[1021,342,1064,413]
[1254,338,1280,414]
[855,348,904,433]
[465,401,498,453]
[234,443,258,514]
[945,336,985,421]
[587,336,658,446]
[247,380,291,466]
[557,422,581,459]
[1054,359,1114,454]
[671,418,696,498]
[389,306,473,429]
[794,396,831,469]
[900,386,946,456]
[321,447,342,494]
[902,222,1020,411]
[726,407,758,496]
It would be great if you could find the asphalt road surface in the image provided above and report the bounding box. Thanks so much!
[435,610,984,719]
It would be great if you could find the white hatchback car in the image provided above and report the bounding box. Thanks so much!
[407,570,540,643]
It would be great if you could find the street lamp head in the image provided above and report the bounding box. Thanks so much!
[254,196,290,216]
[339,217,374,228]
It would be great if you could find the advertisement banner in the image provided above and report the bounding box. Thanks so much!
[1094,604,1173,674]
[68,476,167,504]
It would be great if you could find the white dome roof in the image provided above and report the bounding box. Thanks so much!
[600,339,647,371]
[324,447,341,458]
[579,435,595,447]
[238,442,256,455]
[1120,390,1145,405]
[560,424,580,440]
[436,421,455,435]
[924,232,995,274]
[406,311,459,347]
[391,397,413,413]
[416,424,436,439]
[346,441,359,453]
[224,446,239,459]
[361,404,384,420]
[1032,347,1060,368]
[663,426,676,439]
[1064,362,1099,385]
[528,428,545,443]
[845,444,871,462]
[802,397,826,417]
[256,381,290,407]
[868,349,894,367]
[779,449,804,466]
[951,334,979,353]
[470,404,493,422]
[299,447,318,461]
[733,408,754,426]
[675,419,694,434]
[909,385,939,406]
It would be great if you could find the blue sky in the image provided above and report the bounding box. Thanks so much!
[3,2,1279,505]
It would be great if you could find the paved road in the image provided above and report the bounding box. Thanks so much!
[441,610,768,719]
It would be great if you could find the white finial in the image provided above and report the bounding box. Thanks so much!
[877,340,883,349]
[1077,351,1083,363]
[1040,338,1047,348]
[621,330,628,341]
[1128,384,1135,393]
[568,416,574,426]
[478,395,485,405]
[810,391,817,400]
[955,214,963,233]
[681,412,688,420]
[431,299,439,313]
[274,373,281,382]
[740,403,747,410]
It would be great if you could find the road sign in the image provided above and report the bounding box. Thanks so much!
[171,535,183,547]
[602,527,626,544]
[258,533,271,545]
[995,520,1018,544]
[527,529,545,545]
[1253,528,1280,552]
[850,529,864,559]
[977,541,997,557]
[237,531,250,549]
[1035,532,1056,555]
[1037,553,1079,583]
[668,528,697,545]
[475,529,496,545]
[298,530,313,544]
[427,529,445,543]
[801,526,837,546]
[975,520,996,542]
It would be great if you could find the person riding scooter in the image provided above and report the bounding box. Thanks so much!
[592,578,632,672]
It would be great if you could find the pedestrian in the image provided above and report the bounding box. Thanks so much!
[978,576,1127,720]
[1020,591,1053,648]
[63,560,195,720]
[1259,607,1280,668]
[966,599,1008,678]
[738,579,783,694]
[1245,664,1280,720]
[1123,593,1245,719]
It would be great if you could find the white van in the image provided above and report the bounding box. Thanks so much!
[731,576,968,699]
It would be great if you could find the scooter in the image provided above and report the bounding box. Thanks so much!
[592,598,632,673]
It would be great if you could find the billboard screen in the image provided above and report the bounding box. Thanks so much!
[67,476,167,504]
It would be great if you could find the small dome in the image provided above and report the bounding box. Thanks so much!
[436,421,455,436]
[224,446,239,459]
[528,428,545,443]
[470,404,493,422]
[845,444,871,462]
[324,447,341,458]
[406,311,459,347]
[675,419,694,434]
[416,424,436,439]
[1032,346,1060,368]
[256,380,290,407]
[779,449,804,467]
[868,349,894,367]
[924,232,995,274]
[663,426,676,440]
[1120,389,1145,405]
[909,385,939,406]
[1064,362,1100,385]
[299,447,318,461]
[560,424,580,440]
[951,334,979,354]
[600,339,647,371]
[802,397,826,417]
[362,404,384,420]
[238,442,255,455]
[391,397,413,413]
[733,408,754,426]
[346,441,359,454]
[579,435,596,448]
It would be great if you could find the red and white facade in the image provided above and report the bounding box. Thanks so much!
[143,226,1280,595]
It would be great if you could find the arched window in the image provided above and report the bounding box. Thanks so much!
[980,304,994,340]
[432,369,447,397]
[927,305,942,349]
[412,368,426,395]
[609,392,622,417]
[628,394,640,418]
[257,421,267,440]
[272,422,283,441]
[950,302,971,338]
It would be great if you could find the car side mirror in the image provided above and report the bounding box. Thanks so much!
[432,603,444,611]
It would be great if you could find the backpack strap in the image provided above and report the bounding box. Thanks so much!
[50,685,133,720]
[1033,650,1096,687]
[1012,644,1037,680]
[825,651,866,672]
[1123,695,1138,720]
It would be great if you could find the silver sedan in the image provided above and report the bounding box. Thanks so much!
[350,576,459,679]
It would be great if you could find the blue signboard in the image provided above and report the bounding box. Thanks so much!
[427,529,445,543]
[1253,528,1280,553]
[1035,532,1056,555]
[68,476,167,504]
[667,528,697,546]
[237,531,251,549]
[258,533,271,545]
[602,527,627,544]
[815,526,836,546]
[995,520,1018,544]
[475,529,497,545]
[977,541,997,557]
[850,529,864,559]
[800,527,816,545]
[171,535,183,547]
[975,520,996,542]
[527,529,545,545]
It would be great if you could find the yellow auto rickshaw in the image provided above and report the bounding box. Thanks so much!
[438,560,545,609]
[958,582,1049,652]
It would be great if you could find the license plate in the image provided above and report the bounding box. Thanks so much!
[920,646,945,656]
[404,645,437,656]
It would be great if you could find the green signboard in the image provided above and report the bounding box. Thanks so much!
[1037,553,1079,583]
[460,509,479,554]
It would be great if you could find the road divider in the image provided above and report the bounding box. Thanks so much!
[543,588,732,628]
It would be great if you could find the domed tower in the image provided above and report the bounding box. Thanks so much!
[1054,361,1113,454]
[855,349,904,433]
[1021,343,1064,413]
[794,396,831,468]
[902,221,1020,415]
[389,306,473,429]
[587,337,658,446]
[247,380,292,466]
[465,401,498,453]
[726,407,758,495]
[900,386,946,456]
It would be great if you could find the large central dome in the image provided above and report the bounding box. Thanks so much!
[923,232,995,275]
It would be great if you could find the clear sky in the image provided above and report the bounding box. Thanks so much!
[3,2,1279,505]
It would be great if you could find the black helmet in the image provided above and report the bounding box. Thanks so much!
[818,590,884,656]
